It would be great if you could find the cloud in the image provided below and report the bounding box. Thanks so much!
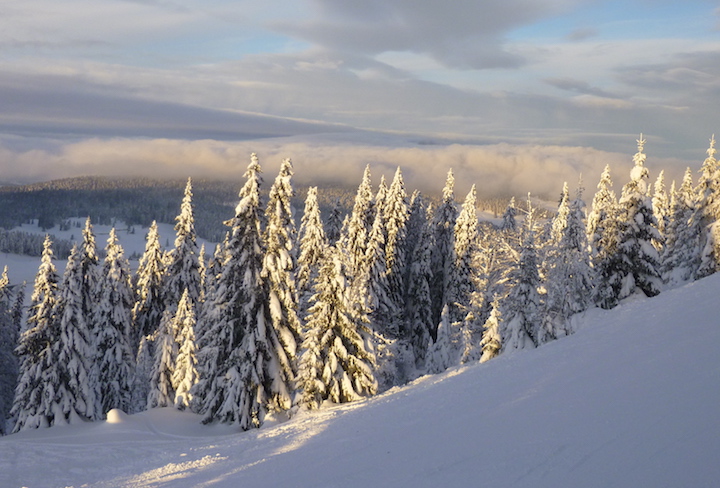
[565,27,599,42]
[545,77,618,98]
[0,135,687,203]
[275,0,574,69]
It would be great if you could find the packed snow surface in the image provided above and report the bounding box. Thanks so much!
[2,274,720,487]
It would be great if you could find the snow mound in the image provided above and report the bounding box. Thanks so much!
[105,408,129,424]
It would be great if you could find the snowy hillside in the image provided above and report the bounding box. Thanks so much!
[2,274,719,487]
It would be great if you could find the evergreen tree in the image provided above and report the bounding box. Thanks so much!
[262,158,302,403]
[384,168,409,319]
[425,305,453,374]
[131,334,154,414]
[147,310,177,409]
[43,244,97,425]
[0,268,17,434]
[132,221,166,348]
[298,249,377,409]
[447,184,479,324]
[587,165,622,309]
[197,154,289,428]
[403,204,434,368]
[94,228,135,416]
[325,198,344,246]
[543,184,593,338]
[338,165,375,278]
[363,199,396,336]
[500,197,518,234]
[502,203,543,351]
[172,290,198,410]
[695,136,720,279]
[652,170,670,248]
[479,297,502,363]
[11,236,59,432]
[430,170,458,329]
[664,170,701,284]
[296,187,327,318]
[163,178,202,313]
[616,135,663,300]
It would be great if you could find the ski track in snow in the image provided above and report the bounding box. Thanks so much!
[1,250,719,487]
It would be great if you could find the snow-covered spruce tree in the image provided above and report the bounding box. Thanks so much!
[172,290,198,410]
[132,221,166,348]
[296,187,327,319]
[146,309,177,409]
[325,198,345,246]
[586,165,623,309]
[652,170,669,249]
[163,178,202,314]
[501,197,519,234]
[695,136,720,279]
[403,198,434,368]
[11,235,60,432]
[615,135,663,300]
[42,244,97,425]
[93,228,135,417]
[79,217,100,322]
[663,170,700,284]
[430,170,458,330]
[0,268,17,434]
[425,304,453,374]
[337,165,375,279]
[543,184,593,338]
[384,168,409,321]
[131,334,154,414]
[197,154,290,429]
[297,248,377,409]
[198,243,207,302]
[447,184,480,325]
[262,158,302,402]
[479,297,502,363]
[502,202,543,351]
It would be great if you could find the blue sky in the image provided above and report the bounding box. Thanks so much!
[0,0,718,193]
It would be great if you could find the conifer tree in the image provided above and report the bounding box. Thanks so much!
[587,165,622,309]
[297,249,377,409]
[197,154,290,428]
[0,268,17,434]
[338,165,375,278]
[172,290,198,410]
[147,310,176,409]
[94,228,135,416]
[132,221,166,348]
[12,236,59,432]
[425,305,453,374]
[663,170,700,284]
[131,334,154,414]
[652,170,669,248]
[43,244,97,424]
[297,187,327,318]
[363,200,396,336]
[479,297,502,363]
[502,203,543,351]
[616,135,663,300]
[325,198,344,246]
[543,184,593,338]
[163,178,202,313]
[403,203,434,367]
[384,168,409,318]
[695,136,720,279]
[447,184,479,324]
[430,170,458,329]
[262,158,302,397]
[500,197,518,234]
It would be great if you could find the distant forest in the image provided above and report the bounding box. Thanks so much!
[0,175,514,244]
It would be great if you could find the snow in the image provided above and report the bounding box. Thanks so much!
[2,272,719,486]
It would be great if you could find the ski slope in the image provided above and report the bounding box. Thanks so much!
[1,273,719,487]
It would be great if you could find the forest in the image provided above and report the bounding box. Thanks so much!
[0,134,718,434]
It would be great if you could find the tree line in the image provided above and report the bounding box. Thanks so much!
[2,134,720,434]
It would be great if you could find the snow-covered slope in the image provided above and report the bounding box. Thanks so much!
[2,275,720,488]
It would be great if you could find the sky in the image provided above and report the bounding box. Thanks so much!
[0,0,718,195]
